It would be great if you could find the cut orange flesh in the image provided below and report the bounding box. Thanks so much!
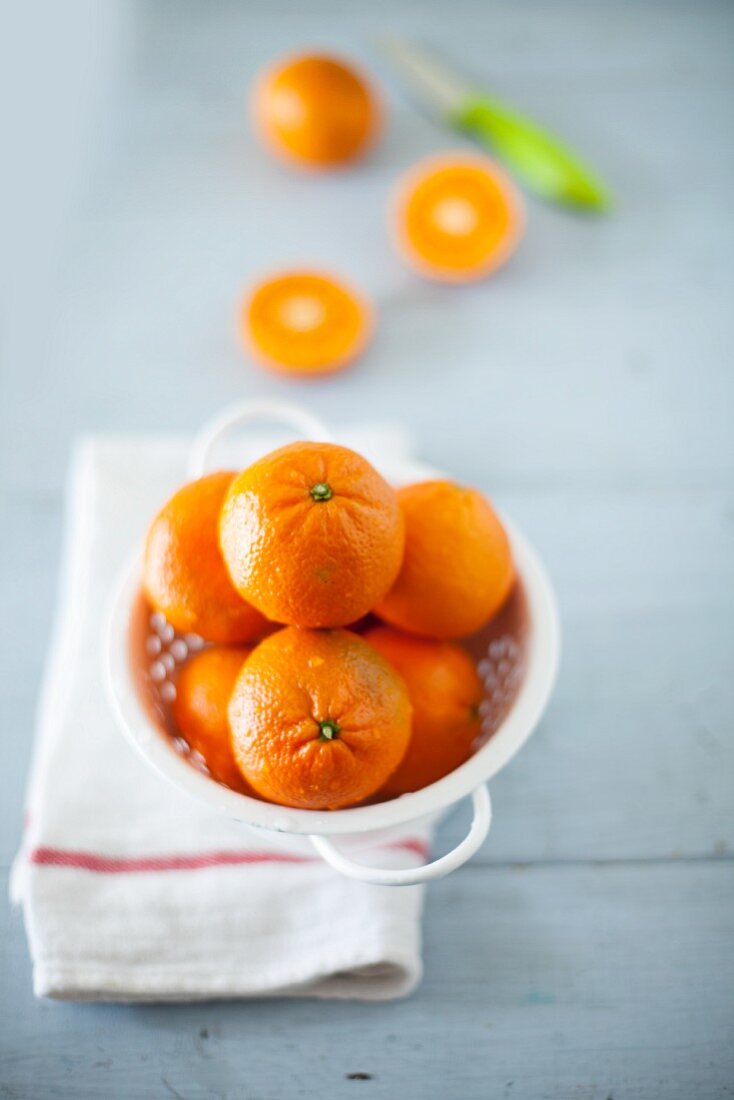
[242,271,372,376]
[394,154,524,283]
[253,53,380,169]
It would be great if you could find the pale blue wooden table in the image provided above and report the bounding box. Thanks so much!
[2,1,733,1097]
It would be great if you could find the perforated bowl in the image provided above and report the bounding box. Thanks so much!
[105,401,560,885]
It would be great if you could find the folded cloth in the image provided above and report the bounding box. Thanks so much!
[11,426,431,1002]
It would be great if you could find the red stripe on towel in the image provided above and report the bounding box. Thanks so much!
[389,838,429,860]
[28,838,429,874]
[30,848,312,872]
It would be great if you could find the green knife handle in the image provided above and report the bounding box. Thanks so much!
[453,96,611,212]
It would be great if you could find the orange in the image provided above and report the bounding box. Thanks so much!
[172,646,253,793]
[365,626,483,796]
[375,480,515,639]
[394,154,524,282]
[219,442,404,628]
[144,472,270,644]
[242,271,372,376]
[253,53,380,169]
[228,628,412,810]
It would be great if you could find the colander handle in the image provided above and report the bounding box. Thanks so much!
[188,400,333,477]
[309,785,492,886]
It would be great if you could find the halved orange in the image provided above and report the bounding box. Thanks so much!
[241,270,372,376]
[393,154,524,283]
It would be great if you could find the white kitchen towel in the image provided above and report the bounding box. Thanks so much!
[11,425,432,1002]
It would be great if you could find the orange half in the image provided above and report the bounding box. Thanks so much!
[394,154,524,283]
[241,271,372,376]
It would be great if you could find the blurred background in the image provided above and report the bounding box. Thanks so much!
[1,1,733,1097]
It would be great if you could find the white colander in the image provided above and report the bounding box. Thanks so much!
[105,402,560,886]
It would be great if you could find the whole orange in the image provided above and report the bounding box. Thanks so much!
[228,628,412,810]
[219,442,405,628]
[253,53,380,169]
[172,646,252,793]
[144,472,270,644]
[375,480,515,639]
[365,626,483,796]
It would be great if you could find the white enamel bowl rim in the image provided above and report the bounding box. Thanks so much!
[105,479,560,840]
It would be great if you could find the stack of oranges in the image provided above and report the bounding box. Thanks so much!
[241,53,524,378]
[143,440,515,811]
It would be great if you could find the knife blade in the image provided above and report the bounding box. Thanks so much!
[381,37,611,212]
